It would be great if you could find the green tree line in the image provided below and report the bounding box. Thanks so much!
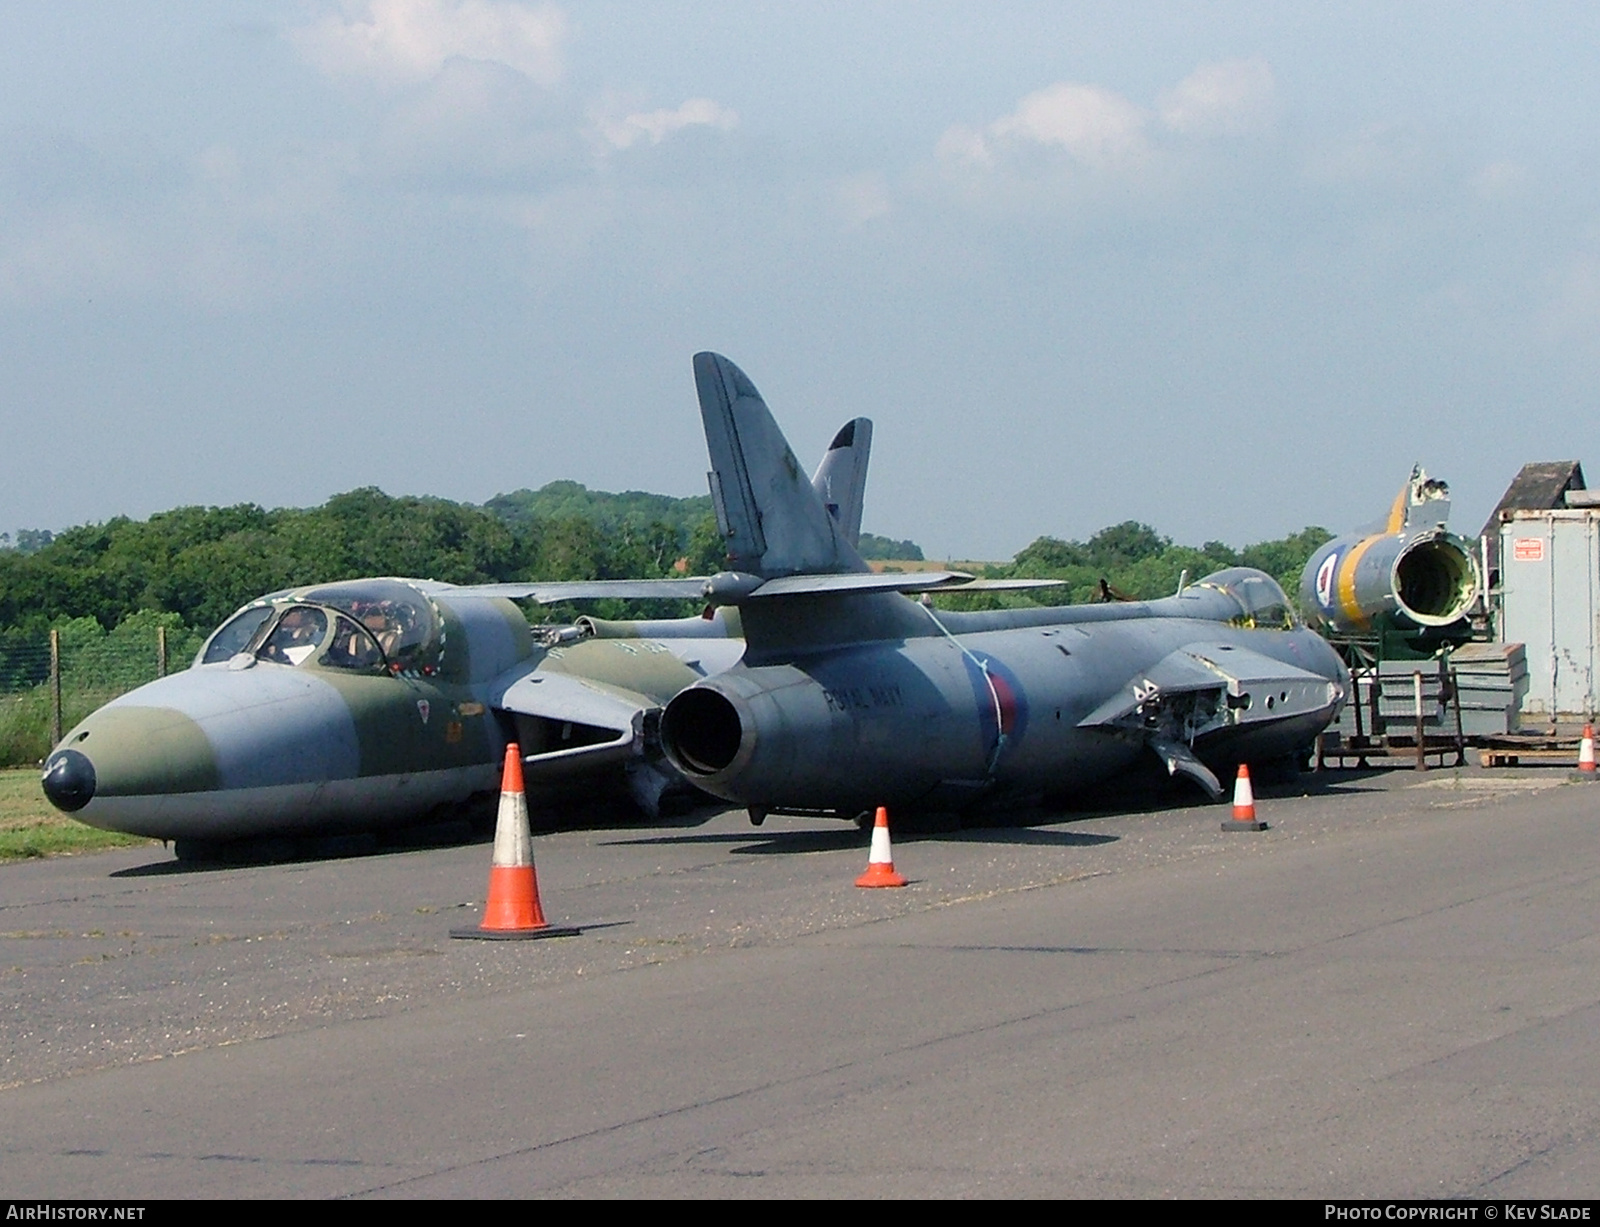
[0,487,701,648]
[963,521,1332,608]
[2,486,1331,670]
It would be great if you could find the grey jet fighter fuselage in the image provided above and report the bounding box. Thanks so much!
[655,353,1351,818]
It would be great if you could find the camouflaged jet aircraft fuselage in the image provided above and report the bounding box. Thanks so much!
[40,578,737,842]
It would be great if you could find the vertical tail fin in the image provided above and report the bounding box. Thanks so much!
[811,418,873,549]
[695,352,869,577]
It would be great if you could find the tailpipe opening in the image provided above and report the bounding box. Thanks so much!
[1395,537,1478,627]
[662,688,746,777]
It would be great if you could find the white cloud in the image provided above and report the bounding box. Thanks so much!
[0,140,358,311]
[371,57,575,184]
[933,124,991,166]
[0,209,144,303]
[938,60,1278,176]
[295,0,568,87]
[994,83,1149,164]
[596,98,739,150]
[942,82,1149,169]
[1157,59,1276,137]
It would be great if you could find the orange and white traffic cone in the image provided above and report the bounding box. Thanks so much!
[1221,763,1267,831]
[856,806,908,888]
[452,743,580,940]
[1579,724,1596,776]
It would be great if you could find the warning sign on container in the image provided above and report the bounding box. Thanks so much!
[1512,537,1545,562]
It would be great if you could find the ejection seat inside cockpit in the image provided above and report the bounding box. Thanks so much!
[196,579,446,678]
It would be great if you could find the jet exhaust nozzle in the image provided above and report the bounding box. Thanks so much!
[1393,534,1479,626]
[661,686,748,779]
[1301,528,1480,634]
[661,667,859,807]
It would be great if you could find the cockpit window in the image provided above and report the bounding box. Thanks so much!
[198,579,443,675]
[199,605,276,665]
[258,606,329,666]
[300,580,441,674]
[1197,567,1299,631]
[321,615,386,672]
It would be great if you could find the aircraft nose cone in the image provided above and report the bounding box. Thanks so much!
[41,749,97,813]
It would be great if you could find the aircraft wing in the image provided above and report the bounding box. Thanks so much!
[1076,642,1342,798]
[456,574,1066,605]
[456,579,712,603]
[493,671,653,778]
[937,578,1070,593]
[739,572,1066,598]
[1078,643,1339,731]
[1081,643,1331,729]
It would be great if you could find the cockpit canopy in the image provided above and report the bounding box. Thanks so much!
[1196,567,1299,631]
[197,579,445,675]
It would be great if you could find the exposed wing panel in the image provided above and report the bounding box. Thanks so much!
[1079,643,1339,736]
[1078,648,1235,727]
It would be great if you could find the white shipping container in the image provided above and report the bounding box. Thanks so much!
[1497,510,1600,717]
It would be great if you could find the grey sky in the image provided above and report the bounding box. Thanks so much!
[3,2,1598,559]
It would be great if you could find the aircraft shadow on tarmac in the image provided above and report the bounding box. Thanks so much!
[1036,759,1395,820]
[603,829,872,854]
[101,764,1397,876]
[107,820,490,877]
[597,760,1397,859]
[603,825,1121,855]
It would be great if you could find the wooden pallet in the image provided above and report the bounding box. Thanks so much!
[1479,747,1581,768]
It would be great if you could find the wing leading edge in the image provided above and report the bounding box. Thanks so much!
[453,573,1066,606]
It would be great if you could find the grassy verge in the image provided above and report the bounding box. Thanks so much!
[0,686,133,768]
[0,768,156,861]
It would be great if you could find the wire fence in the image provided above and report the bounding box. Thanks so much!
[1,615,206,768]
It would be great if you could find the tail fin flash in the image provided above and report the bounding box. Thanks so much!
[811,418,872,549]
[695,352,868,577]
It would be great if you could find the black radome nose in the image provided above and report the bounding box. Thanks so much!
[41,749,96,813]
